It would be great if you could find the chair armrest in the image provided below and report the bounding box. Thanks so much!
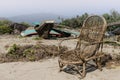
[90,41,105,45]
[58,37,78,52]
[58,37,78,46]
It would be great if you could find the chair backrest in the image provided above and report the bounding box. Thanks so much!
[76,15,107,58]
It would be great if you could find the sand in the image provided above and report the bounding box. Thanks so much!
[0,35,120,80]
[0,58,120,80]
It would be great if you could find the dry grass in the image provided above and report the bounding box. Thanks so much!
[0,44,67,63]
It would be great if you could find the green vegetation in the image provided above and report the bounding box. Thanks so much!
[1,10,120,34]
[0,20,12,34]
[60,13,88,28]
[60,10,120,31]
[103,10,120,23]
[0,26,12,34]
[20,22,31,28]
[0,44,67,62]
[0,19,31,34]
[7,44,21,59]
[0,20,12,26]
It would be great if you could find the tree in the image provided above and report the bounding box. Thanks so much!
[20,22,31,27]
[60,13,88,28]
[110,10,120,21]
[0,20,12,26]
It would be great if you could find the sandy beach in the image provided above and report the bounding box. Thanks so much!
[0,35,120,80]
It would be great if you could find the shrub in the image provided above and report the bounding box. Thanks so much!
[0,26,12,34]
[0,44,67,62]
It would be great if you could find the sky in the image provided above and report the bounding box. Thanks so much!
[0,0,120,17]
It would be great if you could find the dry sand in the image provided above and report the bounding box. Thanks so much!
[0,35,120,80]
[0,58,120,80]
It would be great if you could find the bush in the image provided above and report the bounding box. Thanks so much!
[0,44,67,62]
[0,26,12,34]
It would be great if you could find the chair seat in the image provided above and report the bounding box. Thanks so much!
[58,58,83,65]
[59,50,81,62]
[59,44,98,62]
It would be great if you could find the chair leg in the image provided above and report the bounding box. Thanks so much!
[58,60,64,72]
[96,58,102,71]
[81,63,86,78]
[76,63,86,79]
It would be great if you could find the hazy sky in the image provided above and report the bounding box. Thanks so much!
[0,0,120,17]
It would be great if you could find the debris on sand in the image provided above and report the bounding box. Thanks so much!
[105,54,120,69]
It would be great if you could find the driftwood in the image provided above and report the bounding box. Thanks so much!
[107,21,120,27]
[58,15,107,78]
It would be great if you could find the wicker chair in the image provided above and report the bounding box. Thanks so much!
[58,15,107,78]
